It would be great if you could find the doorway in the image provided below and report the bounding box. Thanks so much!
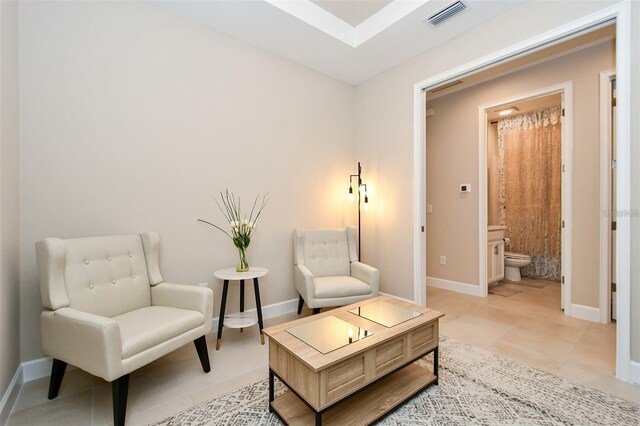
[480,85,571,310]
[414,4,633,383]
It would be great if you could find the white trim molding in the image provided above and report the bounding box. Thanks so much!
[380,291,415,305]
[477,82,573,310]
[0,357,57,423]
[413,2,632,383]
[414,88,427,307]
[612,0,632,384]
[426,277,484,297]
[630,361,640,386]
[0,365,23,426]
[570,304,601,323]
[599,69,616,324]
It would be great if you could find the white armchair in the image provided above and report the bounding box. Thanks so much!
[35,232,213,425]
[294,226,379,314]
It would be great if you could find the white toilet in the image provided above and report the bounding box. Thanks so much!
[504,252,532,282]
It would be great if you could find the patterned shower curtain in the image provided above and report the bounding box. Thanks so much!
[498,106,562,280]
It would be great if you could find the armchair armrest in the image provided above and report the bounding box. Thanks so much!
[41,308,122,381]
[350,262,380,294]
[294,264,315,302]
[151,283,213,325]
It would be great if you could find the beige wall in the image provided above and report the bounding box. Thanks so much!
[0,0,21,403]
[425,41,614,305]
[18,1,356,361]
[354,0,640,363]
[14,0,640,368]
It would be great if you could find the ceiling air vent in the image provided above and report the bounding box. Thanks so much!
[426,1,467,26]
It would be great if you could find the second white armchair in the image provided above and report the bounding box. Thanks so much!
[294,226,379,314]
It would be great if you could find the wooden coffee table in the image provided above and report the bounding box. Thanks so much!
[263,295,443,425]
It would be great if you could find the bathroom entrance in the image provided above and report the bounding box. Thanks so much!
[482,89,567,309]
[481,86,569,310]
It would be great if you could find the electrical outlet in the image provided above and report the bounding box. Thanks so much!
[440,256,446,265]
[198,282,209,288]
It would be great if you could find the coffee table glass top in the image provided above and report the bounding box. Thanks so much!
[348,300,422,328]
[285,315,373,355]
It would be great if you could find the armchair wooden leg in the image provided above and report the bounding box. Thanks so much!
[193,335,211,373]
[297,295,304,315]
[47,359,67,400]
[312,308,320,315]
[112,374,130,426]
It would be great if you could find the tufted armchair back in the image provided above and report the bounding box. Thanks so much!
[36,232,164,318]
[293,227,358,278]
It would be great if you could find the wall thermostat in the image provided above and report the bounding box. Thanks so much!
[460,184,471,193]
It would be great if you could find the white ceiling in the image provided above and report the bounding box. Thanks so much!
[152,0,527,85]
[310,0,393,27]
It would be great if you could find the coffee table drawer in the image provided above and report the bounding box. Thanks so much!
[322,354,366,405]
[373,335,407,376]
[409,323,438,357]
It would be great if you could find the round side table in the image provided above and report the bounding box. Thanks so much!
[213,267,268,350]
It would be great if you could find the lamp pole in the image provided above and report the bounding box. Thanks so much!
[349,162,368,261]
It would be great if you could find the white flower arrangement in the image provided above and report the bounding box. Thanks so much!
[198,189,268,272]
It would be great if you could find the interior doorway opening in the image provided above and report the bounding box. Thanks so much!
[482,90,566,311]
[415,5,632,382]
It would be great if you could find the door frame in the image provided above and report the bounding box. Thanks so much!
[412,2,633,382]
[599,69,616,324]
[477,83,572,311]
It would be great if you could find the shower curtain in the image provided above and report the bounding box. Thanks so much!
[498,106,562,280]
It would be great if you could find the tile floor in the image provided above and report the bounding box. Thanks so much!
[7,281,639,425]
[430,279,639,403]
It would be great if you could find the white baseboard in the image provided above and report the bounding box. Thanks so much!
[0,364,23,426]
[629,361,640,385]
[570,303,600,323]
[426,276,484,297]
[379,291,415,304]
[211,297,299,330]
[20,357,53,383]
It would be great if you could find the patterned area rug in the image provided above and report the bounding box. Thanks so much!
[488,284,521,297]
[152,336,638,425]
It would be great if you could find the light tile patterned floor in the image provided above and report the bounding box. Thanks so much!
[7,282,639,425]
[430,279,638,403]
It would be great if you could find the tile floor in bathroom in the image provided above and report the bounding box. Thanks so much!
[7,280,639,425]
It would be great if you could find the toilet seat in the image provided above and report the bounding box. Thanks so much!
[505,252,531,260]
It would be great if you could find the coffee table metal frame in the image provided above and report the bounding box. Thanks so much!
[268,346,438,426]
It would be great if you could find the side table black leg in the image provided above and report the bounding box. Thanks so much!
[434,346,439,385]
[216,280,229,350]
[315,412,322,426]
[268,369,275,413]
[253,277,265,345]
[240,279,245,332]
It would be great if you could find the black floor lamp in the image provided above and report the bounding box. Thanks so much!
[348,161,369,260]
